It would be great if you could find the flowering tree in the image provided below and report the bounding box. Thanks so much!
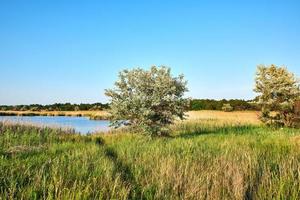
[254,64,300,127]
[105,66,189,136]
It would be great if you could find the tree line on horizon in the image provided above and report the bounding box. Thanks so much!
[190,99,258,111]
[0,103,109,112]
[0,99,258,112]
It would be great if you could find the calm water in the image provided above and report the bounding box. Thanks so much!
[0,116,110,134]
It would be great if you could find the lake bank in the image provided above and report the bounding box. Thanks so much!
[0,110,110,120]
[0,111,260,135]
[0,110,260,121]
[0,116,110,134]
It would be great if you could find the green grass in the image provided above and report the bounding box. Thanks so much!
[0,122,300,199]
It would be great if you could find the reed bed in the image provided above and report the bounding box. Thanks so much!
[0,110,111,120]
[0,116,300,199]
[0,110,259,122]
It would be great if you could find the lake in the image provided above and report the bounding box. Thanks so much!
[0,116,110,134]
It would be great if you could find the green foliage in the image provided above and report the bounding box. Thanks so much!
[105,66,189,136]
[0,100,259,112]
[222,103,233,112]
[0,103,109,111]
[190,99,258,111]
[254,64,300,127]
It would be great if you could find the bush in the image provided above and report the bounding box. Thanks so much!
[222,104,233,112]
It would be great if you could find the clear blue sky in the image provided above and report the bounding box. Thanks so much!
[0,0,299,105]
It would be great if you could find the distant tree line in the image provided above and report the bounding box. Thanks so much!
[189,99,259,111]
[0,100,259,112]
[0,103,109,111]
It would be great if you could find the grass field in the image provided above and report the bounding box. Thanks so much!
[186,110,260,124]
[0,111,300,199]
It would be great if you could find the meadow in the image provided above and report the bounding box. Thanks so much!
[0,111,300,199]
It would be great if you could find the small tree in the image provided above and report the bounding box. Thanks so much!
[222,103,233,112]
[254,64,300,127]
[74,106,80,111]
[105,66,189,136]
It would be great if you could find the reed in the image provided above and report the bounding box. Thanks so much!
[0,110,111,120]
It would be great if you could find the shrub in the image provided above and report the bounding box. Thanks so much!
[222,103,233,112]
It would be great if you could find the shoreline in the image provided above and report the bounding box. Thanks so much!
[0,110,261,124]
[0,110,111,120]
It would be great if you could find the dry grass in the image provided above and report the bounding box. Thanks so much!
[0,110,260,124]
[186,110,261,125]
[291,135,300,146]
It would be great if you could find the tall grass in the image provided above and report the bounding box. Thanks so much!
[0,120,299,199]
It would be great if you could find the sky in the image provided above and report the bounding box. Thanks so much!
[0,0,299,105]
